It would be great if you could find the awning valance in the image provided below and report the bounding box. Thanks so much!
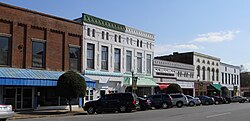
[0,67,96,88]
[158,83,170,90]
[211,84,222,91]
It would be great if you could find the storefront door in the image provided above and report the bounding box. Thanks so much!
[4,87,33,110]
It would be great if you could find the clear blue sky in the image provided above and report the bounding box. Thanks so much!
[1,0,250,70]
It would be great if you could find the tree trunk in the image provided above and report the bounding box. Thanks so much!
[69,98,72,112]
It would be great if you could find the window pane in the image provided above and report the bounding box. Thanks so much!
[101,46,108,70]
[87,43,95,69]
[137,52,142,73]
[32,41,45,68]
[114,48,121,72]
[69,47,80,71]
[0,37,9,65]
[146,54,151,74]
[126,51,132,72]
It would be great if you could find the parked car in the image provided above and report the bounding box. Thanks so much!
[211,96,224,104]
[169,93,188,108]
[197,95,214,105]
[0,104,14,121]
[84,93,139,114]
[138,97,151,111]
[231,96,248,103]
[186,95,201,106]
[147,93,172,109]
[222,96,231,104]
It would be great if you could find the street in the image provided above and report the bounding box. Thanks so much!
[16,103,250,121]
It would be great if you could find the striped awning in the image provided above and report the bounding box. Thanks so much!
[0,67,96,88]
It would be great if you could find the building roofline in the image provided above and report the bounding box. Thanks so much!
[0,2,82,25]
[220,62,240,69]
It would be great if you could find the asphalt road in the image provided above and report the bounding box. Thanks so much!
[16,103,250,121]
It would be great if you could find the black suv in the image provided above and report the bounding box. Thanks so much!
[147,94,172,109]
[84,93,139,114]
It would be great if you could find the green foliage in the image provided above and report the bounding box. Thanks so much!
[221,86,229,97]
[240,72,250,87]
[166,84,183,94]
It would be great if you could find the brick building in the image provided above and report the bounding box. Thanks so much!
[0,2,95,110]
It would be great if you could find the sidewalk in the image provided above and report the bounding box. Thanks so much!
[10,108,87,120]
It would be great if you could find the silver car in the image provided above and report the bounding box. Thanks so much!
[0,104,14,121]
[186,95,201,106]
[169,93,189,108]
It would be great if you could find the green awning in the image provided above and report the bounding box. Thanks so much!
[211,84,222,91]
[123,76,158,87]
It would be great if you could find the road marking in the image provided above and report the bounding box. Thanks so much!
[206,112,231,118]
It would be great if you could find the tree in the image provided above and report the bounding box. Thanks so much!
[57,71,86,111]
[240,72,250,87]
[165,84,183,94]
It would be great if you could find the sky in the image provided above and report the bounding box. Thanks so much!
[1,0,250,70]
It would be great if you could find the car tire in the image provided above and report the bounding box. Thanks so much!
[205,101,210,105]
[87,107,95,114]
[119,105,127,113]
[189,101,195,106]
[215,101,219,105]
[162,103,168,109]
[96,110,103,114]
[176,102,183,108]
[241,100,245,103]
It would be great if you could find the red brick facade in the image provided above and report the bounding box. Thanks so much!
[0,2,83,72]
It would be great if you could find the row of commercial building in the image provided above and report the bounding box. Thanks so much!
[0,2,240,110]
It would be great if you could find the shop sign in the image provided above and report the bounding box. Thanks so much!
[176,81,194,89]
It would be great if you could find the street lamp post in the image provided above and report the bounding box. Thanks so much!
[131,70,138,94]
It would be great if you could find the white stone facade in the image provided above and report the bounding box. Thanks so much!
[81,15,155,100]
[220,62,240,96]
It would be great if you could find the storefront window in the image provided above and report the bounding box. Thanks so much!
[86,88,94,101]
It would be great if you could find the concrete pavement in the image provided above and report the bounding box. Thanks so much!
[15,103,250,121]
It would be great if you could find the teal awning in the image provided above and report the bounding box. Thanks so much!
[211,84,222,91]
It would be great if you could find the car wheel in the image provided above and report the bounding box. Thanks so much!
[96,110,103,114]
[241,100,245,103]
[119,105,127,113]
[87,107,95,114]
[162,103,168,109]
[189,101,195,106]
[176,102,183,108]
[0,119,7,121]
[205,101,210,105]
[215,101,219,105]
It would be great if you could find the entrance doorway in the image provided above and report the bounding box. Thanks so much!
[4,87,33,110]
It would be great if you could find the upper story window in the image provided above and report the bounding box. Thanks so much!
[207,61,210,65]
[225,67,227,71]
[92,29,95,37]
[101,46,108,70]
[234,69,236,73]
[0,36,10,66]
[146,54,152,74]
[87,28,90,36]
[150,43,152,49]
[197,59,200,63]
[114,48,121,72]
[212,62,215,65]
[102,31,105,39]
[202,60,205,64]
[222,72,224,84]
[137,52,142,73]
[126,37,129,44]
[216,63,219,66]
[118,35,121,43]
[137,39,140,47]
[126,50,132,72]
[32,40,46,68]
[87,43,95,69]
[106,32,109,40]
[69,46,80,71]
[147,42,149,48]
[130,38,133,45]
[140,41,143,47]
[114,34,117,42]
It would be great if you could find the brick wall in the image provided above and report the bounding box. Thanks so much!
[0,2,83,72]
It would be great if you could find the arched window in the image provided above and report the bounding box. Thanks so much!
[118,35,121,43]
[102,31,105,39]
[196,65,200,78]
[87,28,90,36]
[207,67,210,81]
[207,61,210,65]
[114,34,117,42]
[202,60,205,64]
[126,37,129,44]
[140,41,143,47]
[106,32,109,40]
[216,69,219,81]
[202,66,206,80]
[92,29,95,37]
[212,62,214,65]
[137,39,140,47]
[197,59,200,63]
[130,38,133,45]
[212,68,215,81]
